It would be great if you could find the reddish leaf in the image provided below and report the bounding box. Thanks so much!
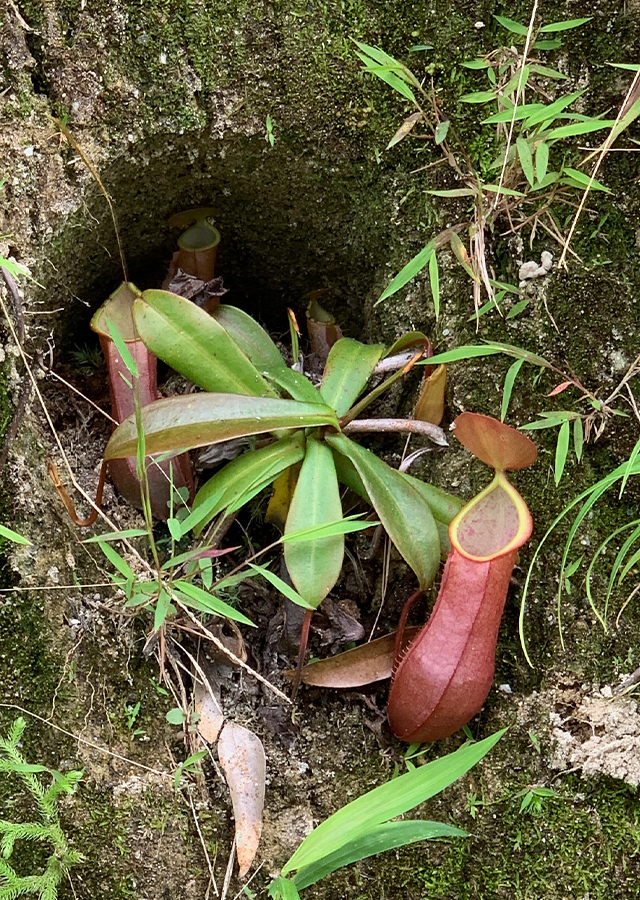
[414,363,446,425]
[194,681,224,744]
[452,411,537,471]
[547,380,573,397]
[306,297,343,362]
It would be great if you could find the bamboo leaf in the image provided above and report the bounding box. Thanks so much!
[281,515,377,543]
[535,141,549,183]
[429,252,440,318]
[0,524,30,545]
[154,588,172,631]
[516,137,535,188]
[434,120,451,144]
[501,358,524,422]
[425,188,476,198]
[320,339,384,416]
[282,730,504,875]
[532,39,563,50]
[573,417,584,463]
[529,63,567,80]
[493,15,529,35]
[539,17,592,32]
[523,91,586,128]
[248,563,315,610]
[377,242,435,304]
[560,167,611,193]
[461,59,490,69]
[459,91,497,103]
[506,299,529,320]
[284,438,344,607]
[482,103,545,124]
[97,541,135,580]
[327,434,440,589]
[386,112,423,150]
[555,420,571,484]
[544,120,615,140]
[105,394,338,460]
[173,580,255,626]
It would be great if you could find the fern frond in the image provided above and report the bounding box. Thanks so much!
[7,720,26,748]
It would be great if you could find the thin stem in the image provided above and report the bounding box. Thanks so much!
[343,418,448,445]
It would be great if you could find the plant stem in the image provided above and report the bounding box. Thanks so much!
[342,418,448,446]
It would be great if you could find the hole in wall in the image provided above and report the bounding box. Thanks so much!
[41,132,390,358]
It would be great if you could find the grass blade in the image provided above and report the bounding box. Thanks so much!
[501,358,524,422]
[555,420,571,484]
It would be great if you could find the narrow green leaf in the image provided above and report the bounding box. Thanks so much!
[482,184,525,197]
[434,120,450,144]
[523,90,586,128]
[503,65,530,99]
[539,17,591,32]
[422,345,503,366]
[532,39,563,50]
[488,279,520,295]
[607,63,640,71]
[429,252,440,318]
[377,242,434,304]
[516,137,535,187]
[555,420,571,484]
[461,59,490,69]
[185,435,306,535]
[135,290,275,396]
[493,15,529,35]
[263,365,321,403]
[483,103,546,124]
[521,417,568,431]
[535,141,549,183]
[327,434,439,589]
[506,299,529,319]
[283,730,505,875]
[281,515,378,543]
[563,556,583,579]
[293,821,466,889]
[459,91,497,103]
[248,563,315,610]
[154,588,172,631]
[83,528,149,543]
[105,394,338,460]
[320,339,384,416]
[268,878,302,900]
[529,63,567,80]
[501,358,524,422]
[0,524,30,545]
[425,188,476,198]
[560,167,611,193]
[173,580,255,626]
[106,315,138,377]
[573,417,584,463]
[284,438,344,608]
[544,120,615,140]
[97,541,135,580]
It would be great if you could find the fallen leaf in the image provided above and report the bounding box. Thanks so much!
[218,722,266,878]
[294,627,420,688]
[193,680,224,744]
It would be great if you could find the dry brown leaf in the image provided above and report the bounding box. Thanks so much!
[193,680,224,744]
[218,722,266,878]
[414,363,447,425]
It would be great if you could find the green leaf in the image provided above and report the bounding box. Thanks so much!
[506,298,529,319]
[0,524,30,545]
[532,39,563,50]
[97,541,135,580]
[353,41,418,103]
[283,730,505,875]
[268,878,302,900]
[560,167,611,193]
[461,59,490,69]
[535,141,549,183]
[482,103,546,124]
[377,242,435,304]
[481,184,525,197]
[503,65,530,99]
[166,707,186,725]
[83,528,149,543]
[529,63,567,80]
[320,339,384,416]
[607,63,640,71]
[429,252,440,318]
[263,366,322,403]
[106,315,138,377]
[104,394,339,460]
[327,434,439,589]
[173,580,255,626]
[434,120,450,144]
[185,434,306,535]
[248,563,315,610]
[554,421,571,484]
[293,821,467,889]
[459,91,497,103]
[493,15,529,35]
[154,588,172,631]
[523,90,586,128]
[425,188,476,198]
[167,517,182,542]
[421,345,502,366]
[134,290,275,396]
[284,438,344,608]
[281,515,378,543]
[212,305,285,369]
[544,120,615,140]
[573,417,584,463]
[521,417,569,431]
[539,17,592,32]
[501,358,524,422]
[516,137,535,187]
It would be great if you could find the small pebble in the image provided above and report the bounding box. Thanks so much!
[499,683,512,694]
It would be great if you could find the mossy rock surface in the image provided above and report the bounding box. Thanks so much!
[1,0,640,897]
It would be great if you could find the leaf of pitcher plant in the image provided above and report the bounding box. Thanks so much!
[284,438,344,607]
[319,338,385,416]
[134,290,275,396]
[326,434,440,589]
[212,304,286,369]
[185,434,306,535]
[298,627,421,687]
[452,411,537,471]
[105,393,340,460]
